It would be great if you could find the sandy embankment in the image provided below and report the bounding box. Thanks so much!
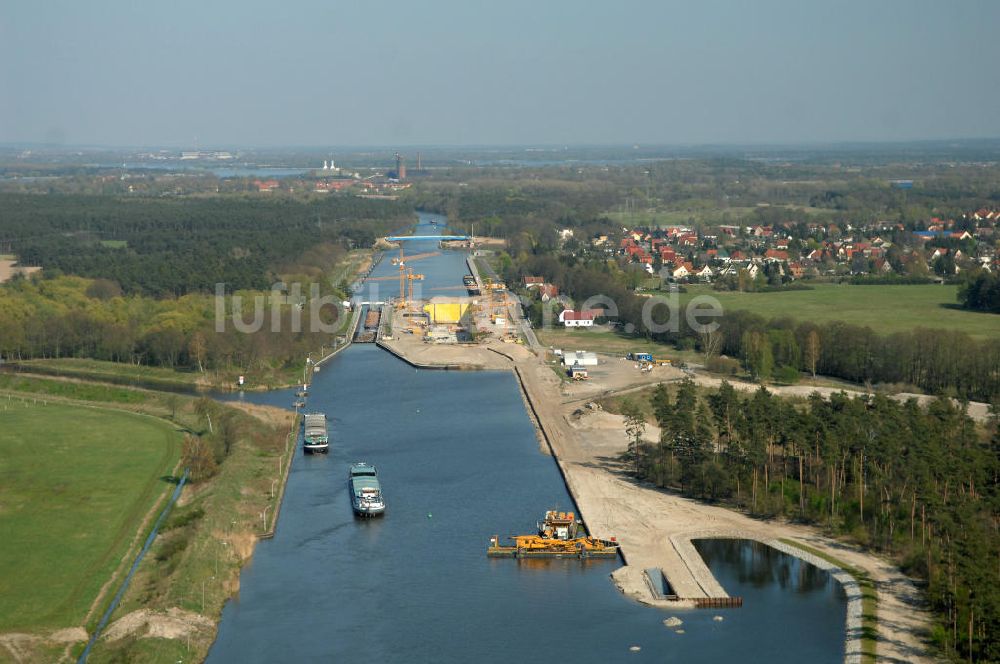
[512,357,933,664]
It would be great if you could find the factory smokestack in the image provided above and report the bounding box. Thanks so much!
[395,152,406,180]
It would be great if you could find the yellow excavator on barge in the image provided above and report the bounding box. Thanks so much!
[487,510,619,559]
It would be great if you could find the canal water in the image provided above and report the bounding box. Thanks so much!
[207,213,847,663]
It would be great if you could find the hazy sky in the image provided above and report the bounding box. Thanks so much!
[2,0,998,147]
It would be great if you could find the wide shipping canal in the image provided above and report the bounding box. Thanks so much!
[207,214,847,663]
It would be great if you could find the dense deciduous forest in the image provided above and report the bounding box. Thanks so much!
[0,194,410,295]
[958,270,1000,313]
[0,273,348,374]
[620,380,999,661]
[0,193,412,377]
[717,311,1000,401]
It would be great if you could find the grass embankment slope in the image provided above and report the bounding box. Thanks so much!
[13,358,205,391]
[0,402,182,632]
[684,283,999,340]
[86,399,295,664]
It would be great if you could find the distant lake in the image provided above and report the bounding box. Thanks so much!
[117,162,311,178]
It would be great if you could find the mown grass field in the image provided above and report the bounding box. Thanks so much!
[682,283,1000,340]
[0,402,181,631]
[14,358,203,390]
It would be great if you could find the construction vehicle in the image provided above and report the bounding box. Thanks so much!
[486,510,619,559]
[537,510,580,539]
[486,535,618,559]
[626,352,653,362]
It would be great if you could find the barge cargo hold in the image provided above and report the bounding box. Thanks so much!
[302,412,329,454]
[349,462,385,517]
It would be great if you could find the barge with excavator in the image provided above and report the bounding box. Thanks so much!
[487,510,619,559]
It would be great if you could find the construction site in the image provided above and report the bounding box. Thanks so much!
[357,237,522,350]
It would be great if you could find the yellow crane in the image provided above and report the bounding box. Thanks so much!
[391,251,439,265]
[406,267,424,305]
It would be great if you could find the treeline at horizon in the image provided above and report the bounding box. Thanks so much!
[0,193,411,296]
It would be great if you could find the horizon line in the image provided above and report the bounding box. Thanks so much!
[3,136,1000,153]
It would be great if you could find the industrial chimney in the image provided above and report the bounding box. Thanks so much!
[395,152,406,180]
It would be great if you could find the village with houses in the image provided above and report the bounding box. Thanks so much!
[599,208,1000,287]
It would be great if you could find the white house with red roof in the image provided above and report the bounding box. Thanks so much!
[558,309,596,327]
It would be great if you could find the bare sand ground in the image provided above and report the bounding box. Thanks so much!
[685,371,991,424]
[0,260,40,283]
[513,357,934,664]
[102,608,213,642]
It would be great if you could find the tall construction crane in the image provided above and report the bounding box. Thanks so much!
[392,244,431,308]
[364,244,429,308]
[363,270,423,306]
[406,267,424,305]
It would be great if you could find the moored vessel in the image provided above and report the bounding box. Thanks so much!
[487,509,618,559]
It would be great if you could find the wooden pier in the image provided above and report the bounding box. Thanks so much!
[693,596,743,609]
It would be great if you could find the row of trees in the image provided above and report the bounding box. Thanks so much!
[621,380,999,662]
[0,274,352,375]
[717,311,1000,401]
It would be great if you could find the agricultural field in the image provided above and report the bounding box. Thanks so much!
[0,402,182,632]
[682,283,1000,340]
[13,358,204,391]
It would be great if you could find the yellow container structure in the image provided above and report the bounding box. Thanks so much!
[423,298,472,324]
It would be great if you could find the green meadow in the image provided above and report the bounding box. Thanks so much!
[683,283,1000,340]
[0,402,181,631]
